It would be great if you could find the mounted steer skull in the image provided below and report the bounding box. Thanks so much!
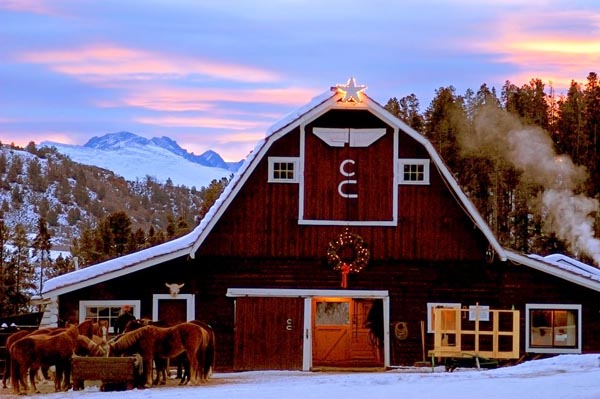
[165,282,185,297]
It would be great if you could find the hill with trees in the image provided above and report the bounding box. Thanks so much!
[0,143,229,315]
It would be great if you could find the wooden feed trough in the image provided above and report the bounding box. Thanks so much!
[72,356,139,391]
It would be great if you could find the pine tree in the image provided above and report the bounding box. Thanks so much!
[32,217,53,294]
[10,224,34,314]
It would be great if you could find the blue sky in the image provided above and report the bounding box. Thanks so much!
[1,1,599,161]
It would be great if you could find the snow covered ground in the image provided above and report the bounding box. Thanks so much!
[8,354,600,399]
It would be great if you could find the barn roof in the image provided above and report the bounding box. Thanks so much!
[40,81,600,298]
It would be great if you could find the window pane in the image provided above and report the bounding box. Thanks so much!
[315,301,350,325]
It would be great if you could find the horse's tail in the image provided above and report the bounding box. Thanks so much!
[203,326,216,380]
[191,321,215,381]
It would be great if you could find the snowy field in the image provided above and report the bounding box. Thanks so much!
[5,354,600,399]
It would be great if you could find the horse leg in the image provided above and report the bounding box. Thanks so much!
[177,354,190,385]
[2,353,10,389]
[29,367,39,393]
[54,364,63,392]
[152,358,166,385]
[143,356,153,388]
[62,360,73,391]
[186,352,200,385]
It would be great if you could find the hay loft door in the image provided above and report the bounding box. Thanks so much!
[312,298,383,368]
[234,297,304,371]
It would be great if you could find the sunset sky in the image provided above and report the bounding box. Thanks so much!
[1,1,599,161]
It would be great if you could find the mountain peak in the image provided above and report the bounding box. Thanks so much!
[85,132,150,150]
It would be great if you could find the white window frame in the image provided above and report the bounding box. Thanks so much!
[79,300,141,334]
[426,302,461,333]
[525,303,582,354]
[152,294,195,322]
[268,157,299,183]
[398,158,430,185]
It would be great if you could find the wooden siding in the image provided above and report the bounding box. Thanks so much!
[234,297,304,370]
[303,110,394,222]
[197,109,487,262]
[59,255,600,370]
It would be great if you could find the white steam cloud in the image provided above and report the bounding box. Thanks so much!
[460,105,600,266]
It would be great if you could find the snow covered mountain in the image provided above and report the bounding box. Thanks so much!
[41,132,243,189]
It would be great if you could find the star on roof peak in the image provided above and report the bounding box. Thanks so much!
[335,77,367,103]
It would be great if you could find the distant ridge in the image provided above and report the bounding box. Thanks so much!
[41,132,243,189]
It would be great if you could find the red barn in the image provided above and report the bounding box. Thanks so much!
[39,78,600,371]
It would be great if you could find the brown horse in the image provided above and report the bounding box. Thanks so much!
[2,319,102,389]
[10,325,80,394]
[120,319,215,385]
[108,322,210,387]
[122,319,174,385]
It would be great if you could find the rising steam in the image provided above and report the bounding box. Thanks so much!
[460,104,600,266]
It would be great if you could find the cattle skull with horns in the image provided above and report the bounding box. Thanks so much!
[165,282,185,297]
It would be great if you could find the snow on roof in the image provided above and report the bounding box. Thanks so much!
[41,228,199,296]
[527,253,600,280]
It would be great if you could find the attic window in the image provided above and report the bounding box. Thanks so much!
[268,157,299,183]
[399,159,430,185]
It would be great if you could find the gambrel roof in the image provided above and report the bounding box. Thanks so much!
[40,85,600,297]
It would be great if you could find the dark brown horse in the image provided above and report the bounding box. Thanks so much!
[10,325,80,394]
[108,322,210,387]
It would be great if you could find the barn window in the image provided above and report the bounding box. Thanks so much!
[398,159,430,185]
[427,302,461,333]
[79,300,140,334]
[268,157,299,183]
[525,304,581,354]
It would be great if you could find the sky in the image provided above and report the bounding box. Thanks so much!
[10,354,600,399]
[1,1,600,162]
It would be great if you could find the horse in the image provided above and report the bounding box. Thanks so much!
[2,319,103,389]
[108,322,210,387]
[10,325,80,394]
[121,319,174,385]
[120,319,215,385]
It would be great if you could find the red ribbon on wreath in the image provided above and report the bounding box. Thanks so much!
[340,263,350,288]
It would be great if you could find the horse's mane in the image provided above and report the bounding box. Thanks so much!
[112,325,152,350]
[78,318,100,338]
[76,335,105,356]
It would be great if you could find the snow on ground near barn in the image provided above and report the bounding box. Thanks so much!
[6,354,600,399]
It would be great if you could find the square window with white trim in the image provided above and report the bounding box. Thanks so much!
[526,304,581,354]
[399,159,430,185]
[79,300,140,335]
[268,157,299,183]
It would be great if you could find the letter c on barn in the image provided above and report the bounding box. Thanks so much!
[338,159,358,199]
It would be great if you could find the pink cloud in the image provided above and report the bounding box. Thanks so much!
[135,116,264,130]
[18,44,280,83]
[113,86,317,112]
[0,0,59,15]
[468,10,600,93]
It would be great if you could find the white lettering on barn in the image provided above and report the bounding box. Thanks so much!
[338,159,357,199]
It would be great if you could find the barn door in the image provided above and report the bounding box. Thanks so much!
[152,294,194,325]
[234,297,304,371]
[157,299,187,326]
[312,298,383,368]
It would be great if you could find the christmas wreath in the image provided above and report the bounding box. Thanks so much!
[327,229,370,274]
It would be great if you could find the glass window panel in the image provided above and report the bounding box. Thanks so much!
[315,301,350,325]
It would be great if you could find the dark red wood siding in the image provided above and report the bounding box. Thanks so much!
[234,297,304,370]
